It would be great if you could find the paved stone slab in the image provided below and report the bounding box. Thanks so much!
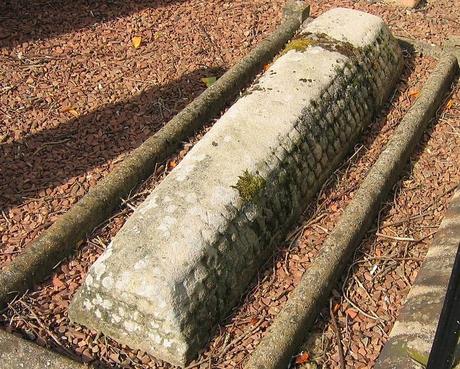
[376,187,460,368]
[0,329,92,369]
[70,8,403,367]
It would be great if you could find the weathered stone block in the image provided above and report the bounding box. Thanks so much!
[69,8,403,367]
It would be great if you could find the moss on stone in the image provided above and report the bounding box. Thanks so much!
[233,170,266,202]
[283,38,316,53]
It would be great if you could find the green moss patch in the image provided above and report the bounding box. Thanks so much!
[233,170,266,202]
[280,33,359,60]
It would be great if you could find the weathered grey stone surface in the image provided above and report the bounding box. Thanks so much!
[0,329,93,369]
[376,187,460,369]
[69,8,402,367]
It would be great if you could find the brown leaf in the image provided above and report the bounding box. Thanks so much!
[132,36,142,49]
[346,308,358,319]
[295,352,310,364]
[52,276,65,289]
[408,88,419,99]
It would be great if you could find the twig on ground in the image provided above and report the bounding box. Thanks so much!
[18,300,74,357]
[329,300,345,369]
[376,232,416,242]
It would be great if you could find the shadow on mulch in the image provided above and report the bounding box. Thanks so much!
[0,66,226,211]
[0,0,181,49]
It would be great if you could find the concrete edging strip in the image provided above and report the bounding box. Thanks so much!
[244,53,458,369]
[0,2,310,308]
[0,329,94,369]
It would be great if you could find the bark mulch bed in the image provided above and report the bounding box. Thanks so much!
[0,0,285,267]
[297,82,460,369]
[311,0,459,45]
[1,1,459,369]
[1,48,445,369]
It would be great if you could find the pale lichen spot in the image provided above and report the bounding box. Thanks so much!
[83,299,93,311]
[185,192,198,204]
[166,204,178,213]
[193,153,206,162]
[190,206,205,218]
[157,216,177,237]
[211,186,235,207]
[175,163,195,182]
[134,259,148,270]
[149,333,161,345]
[102,276,114,289]
[115,271,133,291]
[93,294,103,305]
[124,320,139,332]
[102,299,112,309]
[93,260,106,280]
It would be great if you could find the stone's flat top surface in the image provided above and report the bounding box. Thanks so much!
[301,7,386,48]
[74,48,347,311]
[114,48,345,275]
[376,187,460,368]
[0,329,91,369]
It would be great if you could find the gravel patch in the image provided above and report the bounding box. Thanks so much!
[0,0,285,266]
[0,50,443,369]
[311,0,459,45]
[1,1,459,369]
[296,81,460,369]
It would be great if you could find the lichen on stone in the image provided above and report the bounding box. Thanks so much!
[282,38,316,54]
[233,170,266,202]
[280,33,359,60]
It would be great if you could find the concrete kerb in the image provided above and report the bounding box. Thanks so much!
[0,329,96,369]
[397,36,444,59]
[244,53,458,369]
[0,2,310,308]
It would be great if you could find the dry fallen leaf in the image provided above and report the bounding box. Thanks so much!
[345,308,358,319]
[132,36,142,49]
[295,352,310,364]
[446,99,454,109]
[52,276,65,289]
[68,108,80,117]
[330,203,339,212]
[201,76,217,87]
[168,160,177,169]
[408,88,420,99]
